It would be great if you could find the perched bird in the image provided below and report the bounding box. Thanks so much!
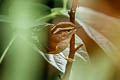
[48,22,77,54]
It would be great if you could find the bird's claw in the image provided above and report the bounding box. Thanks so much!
[65,57,75,62]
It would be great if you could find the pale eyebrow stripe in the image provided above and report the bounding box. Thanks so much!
[50,25,56,31]
[53,27,74,34]
[51,22,75,33]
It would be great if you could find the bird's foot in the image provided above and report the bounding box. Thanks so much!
[65,57,75,62]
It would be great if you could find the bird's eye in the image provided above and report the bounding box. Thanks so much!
[67,30,71,32]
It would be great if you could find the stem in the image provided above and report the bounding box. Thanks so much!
[63,0,68,10]
[62,0,78,80]
[0,35,16,64]
[75,44,83,52]
[31,13,57,27]
[38,13,56,21]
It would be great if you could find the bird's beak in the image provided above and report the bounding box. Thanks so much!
[73,26,78,31]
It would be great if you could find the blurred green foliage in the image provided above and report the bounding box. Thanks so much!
[0,0,120,80]
[0,0,51,80]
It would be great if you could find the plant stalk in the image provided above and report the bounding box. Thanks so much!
[62,0,79,80]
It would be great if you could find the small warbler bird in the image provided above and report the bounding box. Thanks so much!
[48,22,77,54]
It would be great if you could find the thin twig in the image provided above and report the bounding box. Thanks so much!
[62,0,79,80]
[75,44,83,52]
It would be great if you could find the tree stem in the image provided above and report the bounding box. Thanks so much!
[62,0,78,80]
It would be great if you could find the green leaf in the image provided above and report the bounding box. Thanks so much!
[31,3,51,18]
[30,25,49,53]
[29,3,52,28]
[20,34,67,73]
[0,15,11,23]
[39,0,49,4]
[0,35,16,64]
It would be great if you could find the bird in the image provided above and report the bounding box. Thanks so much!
[48,22,77,54]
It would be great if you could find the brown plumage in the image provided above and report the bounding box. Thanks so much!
[48,22,76,54]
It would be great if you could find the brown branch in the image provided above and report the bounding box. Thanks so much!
[75,44,83,52]
[62,0,79,80]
